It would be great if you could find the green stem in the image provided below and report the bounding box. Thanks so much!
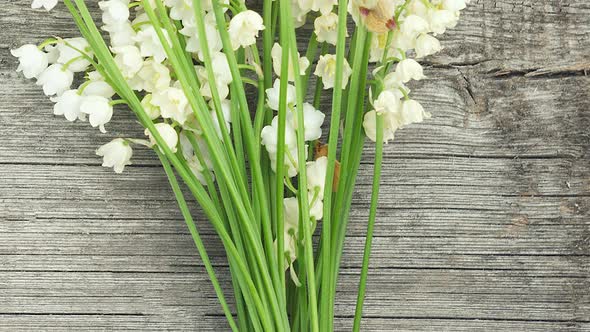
[279,1,319,331]
[156,150,239,332]
[352,114,383,331]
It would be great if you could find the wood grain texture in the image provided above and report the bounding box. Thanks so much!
[0,0,589,331]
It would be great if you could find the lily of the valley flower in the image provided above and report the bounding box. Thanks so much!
[80,95,113,133]
[135,26,170,63]
[400,99,430,126]
[306,156,328,199]
[271,43,310,82]
[314,13,340,45]
[112,45,144,79]
[415,34,442,58]
[51,89,83,122]
[362,110,398,143]
[96,138,133,173]
[287,103,325,142]
[11,44,49,79]
[428,9,459,35]
[151,85,191,125]
[136,60,171,93]
[442,0,469,12]
[141,94,162,120]
[228,10,265,50]
[266,79,297,111]
[145,122,179,153]
[392,58,426,83]
[314,54,352,90]
[36,64,74,96]
[56,38,94,73]
[261,115,302,177]
[31,0,58,11]
[103,22,136,48]
[400,15,430,39]
[373,90,401,115]
[98,0,130,26]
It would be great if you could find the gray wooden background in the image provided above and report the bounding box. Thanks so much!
[1,0,589,331]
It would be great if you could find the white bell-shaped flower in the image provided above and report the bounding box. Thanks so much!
[266,79,297,111]
[194,65,229,101]
[291,0,310,28]
[306,156,328,199]
[80,96,113,133]
[136,60,171,93]
[373,90,402,115]
[211,52,233,86]
[96,138,133,173]
[145,123,179,153]
[51,89,83,122]
[31,0,58,11]
[36,64,74,96]
[442,0,467,12]
[298,0,337,15]
[81,80,116,99]
[141,94,162,120]
[180,13,223,61]
[103,22,137,48]
[428,9,458,35]
[314,13,340,45]
[400,15,429,39]
[98,0,130,26]
[283,197,300,233]
[228,10,265,50]
[369,32,405,63]
[271,43,310,82]
[151,85,191,125]
[314,54,352,90]
[44,44,60,64]
[393,59,425,83]
[113,45,144,79]
[400,99,430,126]
[362,109,398,143]
[134,26,170,63]
[415,34,442,58]
[261,116,303,177]
[168,0,195,22]
[287,103,325,141]
[308,191,324,221]
[56,38,93,72]
[11,44,49,79]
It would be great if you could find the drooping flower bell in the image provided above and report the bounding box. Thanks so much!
[96,138,133,173]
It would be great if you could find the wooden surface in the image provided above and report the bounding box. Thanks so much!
[1,0,589,330]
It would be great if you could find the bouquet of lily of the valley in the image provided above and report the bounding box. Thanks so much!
[13,0,468,330]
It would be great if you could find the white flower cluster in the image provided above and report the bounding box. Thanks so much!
[359,0,469,142]
[14,0,266,180]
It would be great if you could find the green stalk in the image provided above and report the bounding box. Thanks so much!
[318,0,352,328]
[186,134,253,331]
[156,150,239,332]
[208,5,286,325]
[325,30,372,330]
[279,1,319,331]
[275,49,288,312]
[352,115,383,331]
[67,1,272,329]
